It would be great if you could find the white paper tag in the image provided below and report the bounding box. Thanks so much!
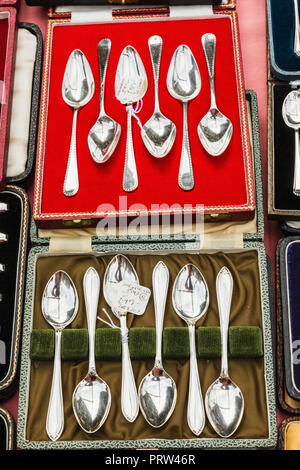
[109,281,151,316]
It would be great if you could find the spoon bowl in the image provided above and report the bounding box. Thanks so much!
[42,270,79,441]
[197,33,233,157]
[72,267,111,433]
[141,36,176,158]
[167,45,201,190]
[62,50,94,196]
[139,261,177,427]
[88,39,121,164]
[205,267,244,438]
[103,254,140,422]
[172,264,209,435]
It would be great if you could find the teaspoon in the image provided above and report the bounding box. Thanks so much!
[103,254,140,422]
[205,267,244,438]
[62,50,95,197]
[141,36,176,158]
[72,267,111,433]
[167,45,201,191]
[282,90,300,196]
[138,261,177,427]
[88,39,121,163]
[197,34,233,157]
[172,264,209,435]
[42,271,79,441]
[115,46,148,192]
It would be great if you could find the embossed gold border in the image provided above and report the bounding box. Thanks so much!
[33,9,255,222]
[0,186,28,393]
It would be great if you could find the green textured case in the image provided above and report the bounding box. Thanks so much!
[17,90,277,450]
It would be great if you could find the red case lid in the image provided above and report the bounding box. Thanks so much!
[0,6,17,190]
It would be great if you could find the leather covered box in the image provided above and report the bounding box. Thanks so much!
[31,0,256,229]
[0,186,30,400]
[16,91,277,450]
[267,0,300,220]
[278,417,300,450]
[276,235,300,415]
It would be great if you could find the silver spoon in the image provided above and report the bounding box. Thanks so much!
[72,267,111,433]
[282,90,300,196]
[103,254,140,422]
[115,46,148,192]
[138,261,177,427]
[205,267,244,438]
[141,36,176,158]
[294,0,300,56]
[88,39,121,164]
[42,271,79,441]
[62,50,95,197]
[197,34,233,157]
[172,264,209,435]
[167,45,201,191]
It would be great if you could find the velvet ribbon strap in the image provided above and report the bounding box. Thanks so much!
[30,326,263,361]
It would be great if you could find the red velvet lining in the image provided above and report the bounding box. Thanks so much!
[40,16,251,217]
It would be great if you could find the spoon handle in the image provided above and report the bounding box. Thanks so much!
[98,38,111,115]
[83,267,100,372]
[123,105,138,192]
[46,330,64,441]
[294,0,300,56]
[63,108,79,197]
[179,102,194,191]
[202,33,217,109]
[187,324,205,436]
[120,314,139,422]
[216,267,233,377]
[152,261,169,365]
[294,129,300,196]
[148,35,162,112]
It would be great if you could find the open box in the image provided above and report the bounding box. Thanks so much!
[267,0,300,220]
[16,90,277,450]
[32,0,256,229]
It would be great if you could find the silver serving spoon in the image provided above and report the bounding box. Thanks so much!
[197,34,233,157]
[294,0,300,56]
[141,36,176,158]
[103,254,140,422]
[115,46,148,192]
[88,39,121,164]
[167,45,201,191]
[172,264,209,435]
[72,267,111,433]
[138,261,177,427]
[42,271,79,441]
[205,267,244,438]
[62,50,94,197]
[282,90,300,196]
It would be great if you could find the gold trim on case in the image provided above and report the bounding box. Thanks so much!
[0,407,14,450]
[34,10,255,222]
[0,186,28,392]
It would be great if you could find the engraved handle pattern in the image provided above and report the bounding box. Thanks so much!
[187,324,205,435]
[120,314,139,422]
[63,108,79,197]
[179,102,194,191]
[98,38,111,115]
[123,105,138,192]
[216,267,233,377]
[46,330,64,441]
[152,261,169,365]
[294,0,300,56]
[148,35,162,112]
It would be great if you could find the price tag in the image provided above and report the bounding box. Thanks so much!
[109,281,151,316]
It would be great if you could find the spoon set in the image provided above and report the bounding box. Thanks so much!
[62,33,233,197]
[42,256,243,441]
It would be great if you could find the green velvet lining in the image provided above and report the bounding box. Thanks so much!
[30,327,263,361]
